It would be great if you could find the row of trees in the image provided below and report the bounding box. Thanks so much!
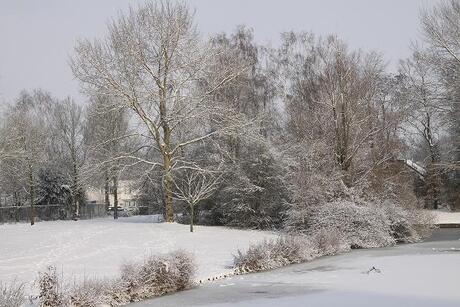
[0,1,458,228]
[0,90,131,224]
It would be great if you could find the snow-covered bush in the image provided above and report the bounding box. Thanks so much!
[35,250,195,306]
[233,236,317,273]
[286,199,435,249]
[68,278,127,307]
[38,266,64,307]
[195,142,291,230]
[0,281,24,307]
[283,165,351,233]
[234,201,431,274]
[120,250,195,302]
[310,228,348,256]
[382,201,435,242]
[306,200,396,249]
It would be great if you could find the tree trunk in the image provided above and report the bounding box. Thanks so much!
[104,171,110,213]
[113,176,118,219]
[163,155,174,223]
[425,114,441,209]
[13,192,20,222]
[190,204,194,233]
[159,54,174,223]
[72,159,79,220]
[28,165,35,226]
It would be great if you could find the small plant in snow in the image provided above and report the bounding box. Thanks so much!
[38,266,64,306]
[0,281,25,307]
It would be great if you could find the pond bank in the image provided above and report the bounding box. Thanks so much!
[132,229,460,307]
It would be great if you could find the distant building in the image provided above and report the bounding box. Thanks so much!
[87,180,139,209]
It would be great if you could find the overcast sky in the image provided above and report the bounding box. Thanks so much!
[0,0,438,104]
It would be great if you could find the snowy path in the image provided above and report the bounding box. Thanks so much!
[0,216,277,288]
[432,210,460,225]
[133,229,460,307]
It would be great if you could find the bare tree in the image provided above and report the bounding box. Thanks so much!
[399,48,446,208]
[48,98,86,219]
[84,95,131,219]
[421,0,460,65]
[0,90,50,225]
[71,1,244,222]
[272,33,394,187]
[172,166,222,232]
[420,0,460,208]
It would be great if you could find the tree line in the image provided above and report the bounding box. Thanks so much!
[0,0,458,227]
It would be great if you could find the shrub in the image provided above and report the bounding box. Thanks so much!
[233,231,354,274]
[382,201,435,242]
[120,250,195,302]
[0,281,25,307]
[306,201,396,249]
[68,278,126,307]
[286,199,435,249]
[310,228,348,256]
[38,266,64,307]
[35,250,195,306]
[233,236,317,273]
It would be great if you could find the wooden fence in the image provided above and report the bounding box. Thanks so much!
[0,203,107,223]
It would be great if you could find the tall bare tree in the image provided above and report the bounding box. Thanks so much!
[71,1,244,222]
[273,33,394,187]
[399,47,447,208]
[420,0,460,208]
[48,98,86,219]
[84,95,131,219]
[1,90,50,225]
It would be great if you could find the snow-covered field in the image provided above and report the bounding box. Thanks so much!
[0,216,277,289]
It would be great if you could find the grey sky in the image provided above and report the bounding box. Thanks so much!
[0,0,437,104]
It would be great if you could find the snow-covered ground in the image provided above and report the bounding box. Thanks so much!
[0,216,277,289]
[133,229,460,307]
[432,210,460,224]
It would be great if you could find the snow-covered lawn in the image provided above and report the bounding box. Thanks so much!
[431,210,460,224]
[0,216,277,288]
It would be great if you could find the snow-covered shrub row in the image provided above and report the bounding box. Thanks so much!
[233,233,349,274]
[0,281,25,307]
[36,250,195,306]
[234,200,434,274]
[233,237,316,273]
[68,278,124,307]
[286,200,435,249]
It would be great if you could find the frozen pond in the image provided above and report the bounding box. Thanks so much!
[133,229,460,307]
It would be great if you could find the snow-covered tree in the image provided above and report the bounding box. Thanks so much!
[84,95,131,219]
[47,98,86,218]
[172,166,222,232]
[71,1,245,222]
[0,90,50,224]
